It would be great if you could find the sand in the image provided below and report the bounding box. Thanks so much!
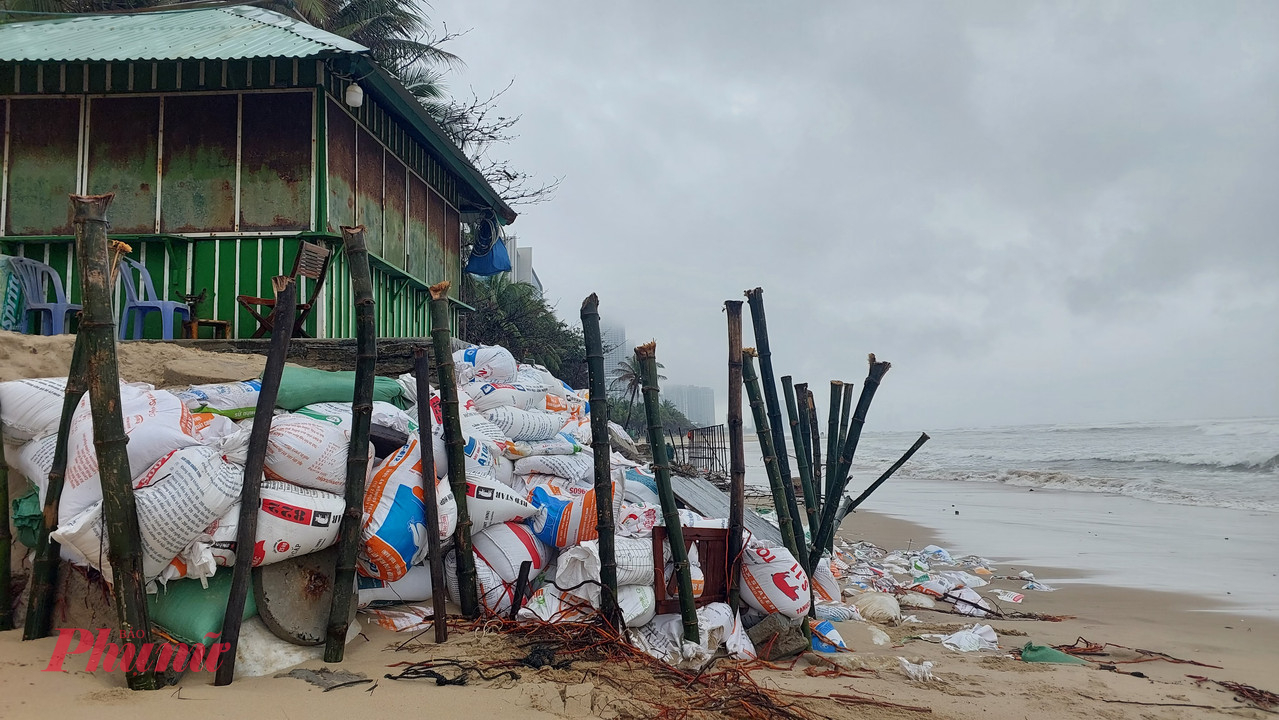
[2,331,1277,718]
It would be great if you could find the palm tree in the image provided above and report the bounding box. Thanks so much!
[610,352,664,429]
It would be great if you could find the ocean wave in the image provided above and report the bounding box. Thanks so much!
[1070,452,1279,473]
[898,466,1279,513]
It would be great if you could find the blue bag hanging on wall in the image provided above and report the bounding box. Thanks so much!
[464,215,513,276]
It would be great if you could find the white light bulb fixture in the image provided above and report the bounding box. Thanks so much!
[344,82,364,108]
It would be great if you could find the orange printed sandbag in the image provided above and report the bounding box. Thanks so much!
[262,413,371,493]
[526,475,625,548]
[358,437,457,581]
[739,545,811,618]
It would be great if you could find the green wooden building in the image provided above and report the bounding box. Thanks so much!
[0,5,515,338]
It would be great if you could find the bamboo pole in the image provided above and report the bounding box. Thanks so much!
[71,193,156,691]
[743,289,806,546]
[823,382,842,508]
[429,281,479,618]
[414,348,448,643]
[24,341,88,639]
[724,300,746,614]
[793,382,812,470]
[214,275,296,686]
[806,389,822,498]
[636,342,698,643]
[324,226,377,662]
[0,399,10,631]
[832,382,855,503]
[834,433,930,528]
[742,350,801,564]
[782,376,818,545]
[809,355,891,570]
[580,293,619,629]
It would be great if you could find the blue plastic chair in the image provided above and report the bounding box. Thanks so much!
[118,256,189,340]
[8,257,80,335]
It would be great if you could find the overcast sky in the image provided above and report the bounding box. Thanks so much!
[435,1,1278,431]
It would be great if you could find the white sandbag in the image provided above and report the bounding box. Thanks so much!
[471,521,553,584]
[462,435,501,478]
[494,456,516,488]
[738,545,811,619]
[53,446,242,583]
[59,384,200,523]
[295,401,416,435]
[630,603,755,669]
[262,413,370,493]
[454,345,518,384]
[617,503,659,537]
[359,437,457,581]
[663,541,704,598]
[0,377,80,441]
[358,564,434,608]
[465,382,549,412]
[516,364,573,399]
[191,412,251,464]
[445,549,513,615]
[812,557,842,603]
[947,586,993,617]
[555,536,655,606]
[460,408,511,448]
[483,406,567,442]
[133,446,244,580]
[208,481,345,568]
[852,592,902,624]
[899,591,938,609]
[174,380,262,419]
[14,432,57,492]
[527,475,625,548]
[514,451,593,482]
[502,432,582,459]
[467,474,537,531]
[616,466,660,506]
[619,585,658,628]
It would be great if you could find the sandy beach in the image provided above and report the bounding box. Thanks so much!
[2,504,1276,719]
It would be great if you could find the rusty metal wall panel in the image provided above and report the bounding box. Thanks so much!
[444,204,460,296]
[5,98,80,235]
[383,154,406,270]
[160,94,237,233]
[239,91,312,232]
[326,98,355,233]
[356,126,382,257]
[85,96,159,234]
[427,188,445,286]
[407,174,428,281]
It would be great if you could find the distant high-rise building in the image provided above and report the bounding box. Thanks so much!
[601,320,628,392]
[664,384,717,428]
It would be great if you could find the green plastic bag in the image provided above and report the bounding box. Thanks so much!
[1021,641,1089,664]
[272,365,406,411]
[148,568,257,647]
[11,486,42,549]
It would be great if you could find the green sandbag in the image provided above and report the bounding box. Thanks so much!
[1021,641,1089,664]
[272,365,405,411]
[11,486,41,548]
[148,568,257,646]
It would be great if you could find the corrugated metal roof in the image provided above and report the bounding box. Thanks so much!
[0,5,368,62]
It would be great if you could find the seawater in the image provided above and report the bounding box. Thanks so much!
[749,418,1279,513]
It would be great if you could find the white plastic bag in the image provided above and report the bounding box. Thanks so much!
[851,592,902,624]
[941,624,998,652]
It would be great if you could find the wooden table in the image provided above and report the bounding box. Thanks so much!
[184,318,231,339]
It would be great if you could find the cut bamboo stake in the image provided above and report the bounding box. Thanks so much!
[324,225,377,663]
[24,341,88,639]
[743,289,805,546]
[833,382,855,503]
[580,293,619,629]
[414,348,448,644]
[810,355,891,569]
[0,399,10,631]
[214,275,296,686]
[824,382,843,507]
[833,433,930,528]
[636,342,698,643]
[742,350,801,564]
[71,193,156,691]
[803,387,822,512]
[794,382,812,471]
[724,300,746,614]
[783,377,818,543]
[429,281,479,618]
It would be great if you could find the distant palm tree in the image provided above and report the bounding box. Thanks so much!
[611,352,664,429]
